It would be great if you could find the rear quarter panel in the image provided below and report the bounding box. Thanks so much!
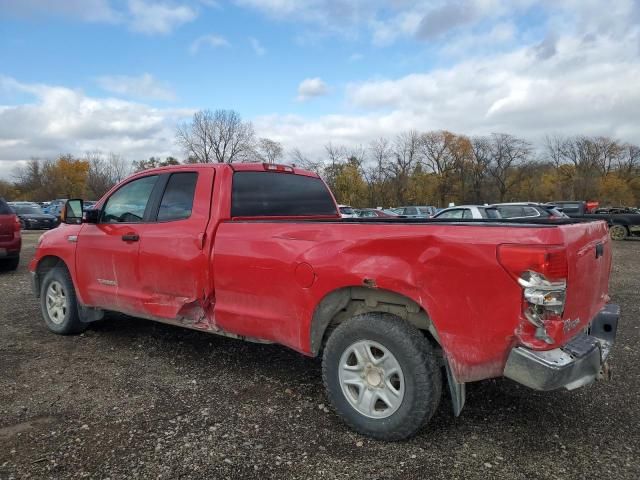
[212,221,567,382]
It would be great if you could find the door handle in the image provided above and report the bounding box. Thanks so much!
[122,233,139,242]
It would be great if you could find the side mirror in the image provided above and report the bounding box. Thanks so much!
[62,199,83,225]
[84,208,100,224]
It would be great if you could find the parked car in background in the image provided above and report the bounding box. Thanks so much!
[552,200,640,240]
[392,206,438,217]
[381,209,401,216]
[355,208,397,218]
[43,199,68,219]
[491,203,567,219]
[338,205,358,218]
[433,205,501,219]
[595,206,640,215]
[0,197,21,270]
[83,201,97,212]
[9,202,58,230]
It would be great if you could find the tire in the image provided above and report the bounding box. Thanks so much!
[322,313,442,440]
[609,224,628,241]
[4,256,19,271]
[40,266,87,335]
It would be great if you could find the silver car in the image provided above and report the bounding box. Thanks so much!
[432,205,500,219]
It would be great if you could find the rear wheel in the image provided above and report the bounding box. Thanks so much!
[40,266,87,335]
[609,224,628,241]
[322,313,442,440]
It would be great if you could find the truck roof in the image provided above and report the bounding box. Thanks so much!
[138,162,320,178]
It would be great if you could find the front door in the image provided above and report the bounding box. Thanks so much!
[75,174,159,315]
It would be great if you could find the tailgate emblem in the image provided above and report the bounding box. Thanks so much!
[595,243,604,258]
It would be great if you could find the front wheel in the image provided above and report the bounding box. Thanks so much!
[40,266,87,335]
[609,224,628,241]
[322,313,442,440]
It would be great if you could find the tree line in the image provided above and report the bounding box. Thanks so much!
[1,108,638,208]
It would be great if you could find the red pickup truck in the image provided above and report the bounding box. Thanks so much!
[30,163,619,440]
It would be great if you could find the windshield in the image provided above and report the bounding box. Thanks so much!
[13,205,44,215]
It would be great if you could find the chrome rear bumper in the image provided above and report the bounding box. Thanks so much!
[504,304,619,391]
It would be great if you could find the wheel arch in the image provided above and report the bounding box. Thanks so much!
[33,255,69,297]
[309,286,441,357]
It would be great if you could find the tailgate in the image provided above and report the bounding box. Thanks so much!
[560,220,611,343]
[0,214,15,241]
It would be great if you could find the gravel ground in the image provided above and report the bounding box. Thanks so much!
[1,231,638,480]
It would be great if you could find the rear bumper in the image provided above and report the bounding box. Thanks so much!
[504,304,619,391]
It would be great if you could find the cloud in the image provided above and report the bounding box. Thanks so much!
[189,34,231,54]
[415,1,478,40]
[0,0,199,35]
[250,28,640,161]
[296,77,328,101]
[0,0,120,23]
[128,0,198,34]
[249,37,266,55]
[0,76,190,178]
[95,73,176,101]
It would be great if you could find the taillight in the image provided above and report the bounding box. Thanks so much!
[498,245,568,346]
[14,216,21,232]
[497,245,567,281]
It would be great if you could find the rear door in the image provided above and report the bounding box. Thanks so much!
[136,169,214,321]
[75,174,159,314]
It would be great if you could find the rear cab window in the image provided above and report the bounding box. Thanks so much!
[231,171,338,217]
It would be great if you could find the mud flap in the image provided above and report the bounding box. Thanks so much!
[444,359,466,416]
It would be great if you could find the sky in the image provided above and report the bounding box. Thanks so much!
[1,0,639,178]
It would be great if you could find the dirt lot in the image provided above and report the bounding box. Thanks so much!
[1,231,638,479]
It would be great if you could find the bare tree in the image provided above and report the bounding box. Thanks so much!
[364,138,392,206]
[290,148,323,175]
[617,143,640,179]
[323,143,348,190]
[419,131,458,206]
[14,158,43,196]
[255,137,283,164]
[389,131,421,205]
[470,136,492,203]
[545,135,602,200]
[176,109,255,163]
[85,151,130,199]
[487,133,532,202]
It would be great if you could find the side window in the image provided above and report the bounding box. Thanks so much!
[462,209,473,219]
[485,208,500,219]
[497,206,524,218]
[157,172,198,222]
[522,206,541,217]
[101,175,158,223]
[438,209,463,219]
[404,207,418,215]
